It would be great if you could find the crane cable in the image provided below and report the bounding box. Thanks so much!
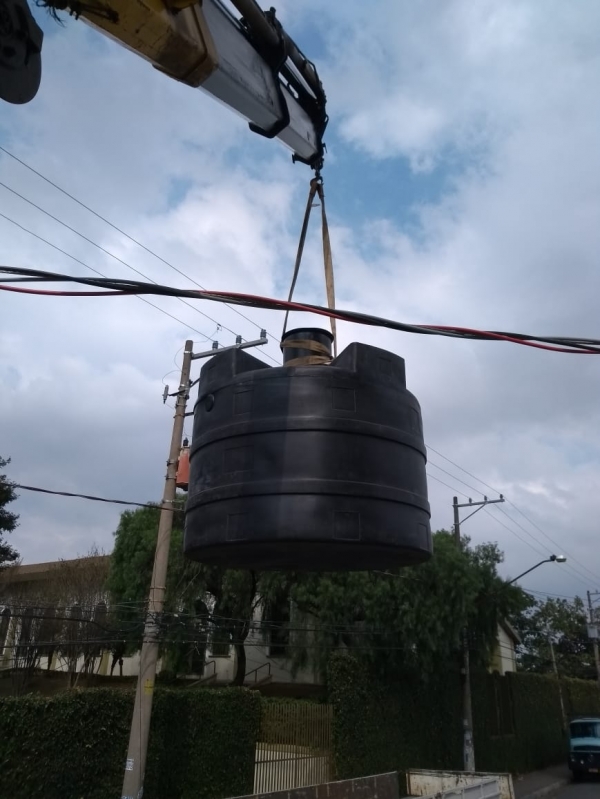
[281,176,337,360]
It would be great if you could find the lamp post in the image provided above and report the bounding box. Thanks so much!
[505,556,567,730]
[507,554,567,585]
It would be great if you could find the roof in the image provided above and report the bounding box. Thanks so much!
[0,555,110,584]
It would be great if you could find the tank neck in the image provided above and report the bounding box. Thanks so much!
[281,328,334,367]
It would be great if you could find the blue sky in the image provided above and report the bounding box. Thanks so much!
[1,0,600,601]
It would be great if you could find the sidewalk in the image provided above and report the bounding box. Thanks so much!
[513,764,569,799]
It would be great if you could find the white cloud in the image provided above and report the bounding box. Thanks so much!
[1,1,600,600]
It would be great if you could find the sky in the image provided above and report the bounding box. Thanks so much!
[1,0,600,602]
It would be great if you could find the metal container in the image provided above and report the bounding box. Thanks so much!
[184,329,431,570]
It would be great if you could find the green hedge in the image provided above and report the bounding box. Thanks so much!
[0,687,261,799]
[329,653,600,790]
[472,672,565,774]
[564,676,600,717]
[328,653,462,787]
[474,672,600,774]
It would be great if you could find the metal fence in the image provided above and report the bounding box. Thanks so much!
[254,701,333,793]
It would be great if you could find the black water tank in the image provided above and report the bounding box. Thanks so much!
[184,329,431,571]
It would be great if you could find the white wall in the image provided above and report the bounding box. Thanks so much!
[491,626,517,676]
[208,604,320,686]
[1,599,321,686]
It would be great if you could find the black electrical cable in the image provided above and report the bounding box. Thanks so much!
[0,143,282,349]
[2,265,599,354]
[14,483,170,510]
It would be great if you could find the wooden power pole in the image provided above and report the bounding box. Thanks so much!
[121,340,193,799]
[120,331,267,799]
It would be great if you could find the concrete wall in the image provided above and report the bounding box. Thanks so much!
[407,770,512,799]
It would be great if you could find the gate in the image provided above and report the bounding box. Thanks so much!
[254,701,333,793]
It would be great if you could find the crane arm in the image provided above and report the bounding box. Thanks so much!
[0,0,327,168]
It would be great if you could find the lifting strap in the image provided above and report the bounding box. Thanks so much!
[280,337,332,367]
[282,176,337,357]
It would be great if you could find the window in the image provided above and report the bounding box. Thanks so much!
[210,633,231,658]
[264,597,290,658]
[571,721,600,739]
[0,607,10,656]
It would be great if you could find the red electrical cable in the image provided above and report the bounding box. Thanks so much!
[1,279,598,355]
[427,325,598,354]
[193,291,600,354]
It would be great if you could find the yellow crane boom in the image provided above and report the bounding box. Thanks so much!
[0,0,327,168]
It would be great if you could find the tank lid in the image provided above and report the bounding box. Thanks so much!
[281,328,334,366]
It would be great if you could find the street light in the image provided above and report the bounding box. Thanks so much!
[507,554,567,585]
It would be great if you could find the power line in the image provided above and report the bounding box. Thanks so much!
[13,483,169,510]
[427,465,553,560]
[428,446,600,585]
[3,265,600,354]
[427,446,500,495]
[0,144,281,361]
[0,212,213,339]
[505,500,600,584]
[483,507,549,559]
[396,469,597,590]
[0,182,235,338]
[428,460,489,498]
[426,471,470,500]
[493,505,600,586]
[522,587,580,600]
[2,610,556,653]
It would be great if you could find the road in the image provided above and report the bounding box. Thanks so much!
[554,778,600,798]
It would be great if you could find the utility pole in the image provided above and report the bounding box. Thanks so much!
[547,626,567,729]
[587,591,600,688]
[121,331,267,799]
[453,494,504,773]
[121,339,193,799]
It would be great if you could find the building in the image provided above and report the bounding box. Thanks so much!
[1,555,520,688]
[490,618,521,675]
[0,556,318,691]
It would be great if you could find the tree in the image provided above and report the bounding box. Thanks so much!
[0,457,19,567]
[107,502,289,684]
[108,511,528,685]
[0,546,112,692]
[513,595,596,680]
[287,531,530,680]
[107,503,211,676]
[54,547,112,685]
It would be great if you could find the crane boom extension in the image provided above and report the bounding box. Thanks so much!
[0,0,327,167]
